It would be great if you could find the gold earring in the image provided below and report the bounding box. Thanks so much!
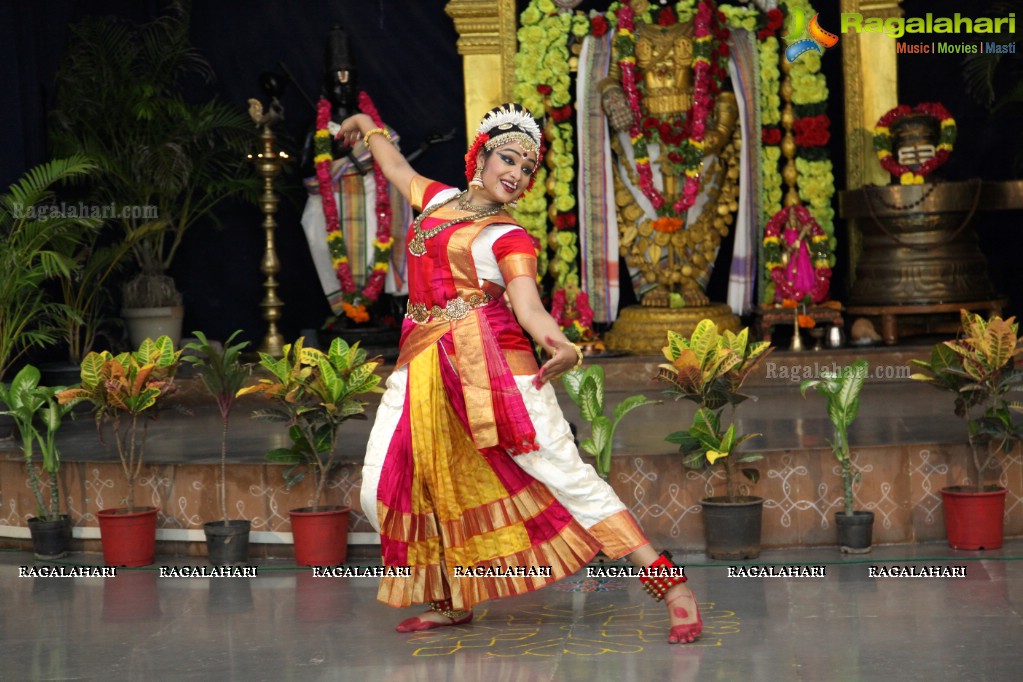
[469,168,484,189]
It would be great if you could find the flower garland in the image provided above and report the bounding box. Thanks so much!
[314,94,393,322]
[757,31,783,229]
[873,102,956,185]
[613,0,730,217]
[785,0,835,242]
[762,204,831,303]
[514,0,580,285]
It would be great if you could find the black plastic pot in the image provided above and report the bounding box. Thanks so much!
[204,519,251,566]
[701,496,764,560]
[835,510,874,554]
[28,515,72,560]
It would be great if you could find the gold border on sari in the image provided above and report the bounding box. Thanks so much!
[586,509,649,559]
[498,253,537,284]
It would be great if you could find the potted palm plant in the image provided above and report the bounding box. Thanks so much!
[183,330,252,565]
[911,310,1023,550]
[0,365,77,558]
[0,155,98,385]
[49,4,257,346]
[51,227,142,370]
[56,336,182,566]
[801,359,874,553]
[239,337,383,566]
[562,364,659,480]
[656,321,773,559]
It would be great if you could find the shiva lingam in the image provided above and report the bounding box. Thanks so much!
[838,100,1023,343]
[840,179,1023,343]
[842,179,996,306]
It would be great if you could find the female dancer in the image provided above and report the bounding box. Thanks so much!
[337,104,701,644]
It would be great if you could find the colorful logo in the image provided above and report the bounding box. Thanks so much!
[784,8,839,62]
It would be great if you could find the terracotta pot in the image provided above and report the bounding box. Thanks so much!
[289,506,350,566]
[97,507,158,567]
[941,486,1006,550]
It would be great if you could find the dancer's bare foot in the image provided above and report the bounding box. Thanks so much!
[664,583,702,644]
[395,607,473,632]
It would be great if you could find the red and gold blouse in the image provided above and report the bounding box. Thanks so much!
[397,176,539,377]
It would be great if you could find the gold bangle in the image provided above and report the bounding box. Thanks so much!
[563,342,584,371]
[363,127,392,146]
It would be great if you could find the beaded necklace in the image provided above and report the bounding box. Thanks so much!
[408,191,501,257]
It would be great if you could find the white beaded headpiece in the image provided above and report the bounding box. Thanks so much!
[477,103,541,154]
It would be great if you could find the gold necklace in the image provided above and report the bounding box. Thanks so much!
[457,193,499,212]
[408,191,501,256]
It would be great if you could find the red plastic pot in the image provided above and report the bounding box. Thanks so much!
[97,507,158,567]
[941,486,1006,550]
[289,506,350,566]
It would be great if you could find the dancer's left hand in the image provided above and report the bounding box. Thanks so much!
[532,337,579,390]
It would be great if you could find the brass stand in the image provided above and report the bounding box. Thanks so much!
[603,304,740,355]
[249,113,287,358]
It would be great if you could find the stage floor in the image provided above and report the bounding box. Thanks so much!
[3,540,1022,681]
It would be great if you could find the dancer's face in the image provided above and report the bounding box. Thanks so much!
[477,142,537,205]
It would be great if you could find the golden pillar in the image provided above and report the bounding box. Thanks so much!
[444,0,518,145]
[840,0,904,284]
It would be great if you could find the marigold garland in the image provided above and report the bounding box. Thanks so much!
[514,1,579,285]
[315,93,393,322]
[873,102,956,185]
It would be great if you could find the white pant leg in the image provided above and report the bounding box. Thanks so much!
[361,368,635,540]
[360,367,409,531]
[511,376,629,528]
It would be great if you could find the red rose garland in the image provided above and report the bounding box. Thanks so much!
[793,115,831,148]
[873,102,956,185]
[614,0,729,217]
[314,93,394,321]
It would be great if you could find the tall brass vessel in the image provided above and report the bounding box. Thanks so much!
[840,180,996,305]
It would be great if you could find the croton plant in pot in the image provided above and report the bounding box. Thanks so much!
[656,321,773,559]
[239,337,383,566]
[911,310,1023,550]
[57,336,181,566]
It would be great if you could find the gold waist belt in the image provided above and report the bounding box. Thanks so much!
[406,293,492,324]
